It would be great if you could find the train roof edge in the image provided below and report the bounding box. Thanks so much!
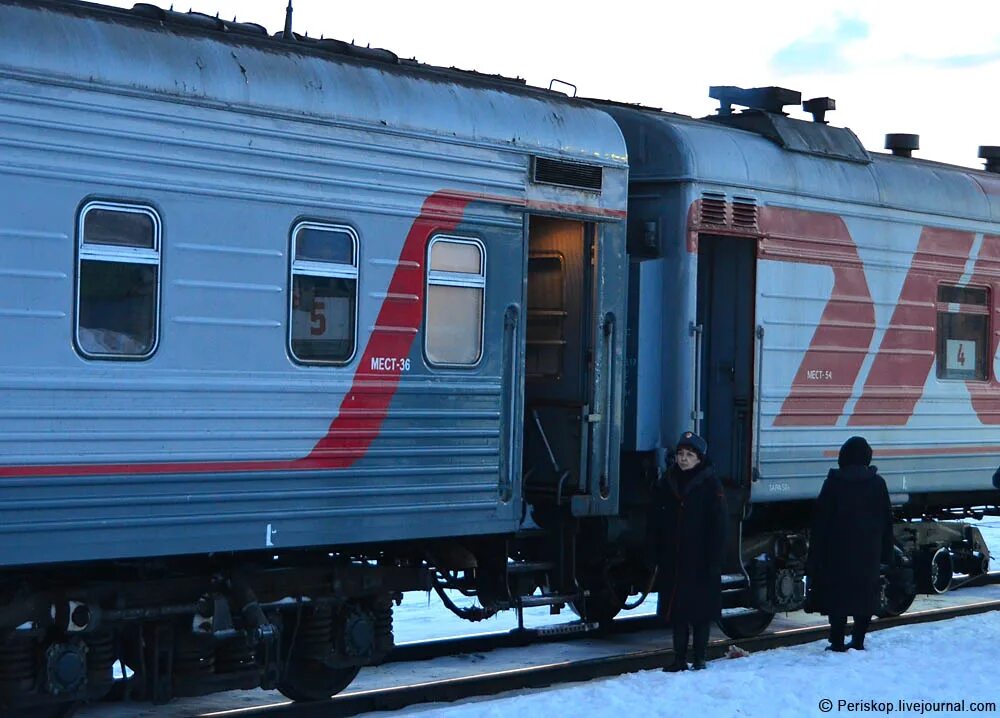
[0,0,629,169]
[598,92,1000,224]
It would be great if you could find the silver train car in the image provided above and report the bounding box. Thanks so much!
[0,1,627,712]
[605,87,1000,633]
[3,1,1000,714]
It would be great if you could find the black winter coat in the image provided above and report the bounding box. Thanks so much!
[649,460,727,624]
[808,465,893,617]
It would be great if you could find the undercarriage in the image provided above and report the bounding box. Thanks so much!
[0,552,428,716]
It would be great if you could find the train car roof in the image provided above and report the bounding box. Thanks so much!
[0,0,627,168]
[600,101,1000,225]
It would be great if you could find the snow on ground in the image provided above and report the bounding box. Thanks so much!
[390,609,1000,718]
[378,516,1000,717]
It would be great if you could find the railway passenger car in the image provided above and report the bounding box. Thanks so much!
[0,1,627,713]
[3,1,1000,714]
[603,87,1000,633]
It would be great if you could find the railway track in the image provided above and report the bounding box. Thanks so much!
[382,568,1000,665]
[193,582,1000,718]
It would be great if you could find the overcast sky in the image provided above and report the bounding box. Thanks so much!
[99,0,1000,169]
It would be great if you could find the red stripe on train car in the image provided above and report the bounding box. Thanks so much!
[0,190,474,479]
[763,207,875,427]
[965,233,1000,424]
[295,191,471,468]
[849,227,975,426]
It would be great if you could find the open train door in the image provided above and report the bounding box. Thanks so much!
[522,216,619,518]
[695,235,757,573]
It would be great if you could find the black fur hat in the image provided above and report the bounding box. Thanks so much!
[838,436,872,468]
[677,431,708,458]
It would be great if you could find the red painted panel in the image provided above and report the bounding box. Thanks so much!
[685,201,700,253]
[849,228,975,426]
[762,207,875,427]
[965,234,1000,424]
[0,191,474,479]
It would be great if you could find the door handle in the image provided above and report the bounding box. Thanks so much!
[690,322,704,432]
[752,324,764,485]
[499,305,519,503]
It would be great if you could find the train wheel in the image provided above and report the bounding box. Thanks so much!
[276,661,360,702]
[877,588,916,618]
[570,565,645,624]
[878,572,917,618]
[716,608,775,639]
[570,587,627,625]
[919,546,954,594]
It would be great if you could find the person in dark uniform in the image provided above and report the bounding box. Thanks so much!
[808,435,894,651]
[650,431,727,671]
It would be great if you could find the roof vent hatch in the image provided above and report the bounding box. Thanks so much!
[885,134,919,158]
[802,97,835,124]
[710,86,801,117]
[979,146,1000,174]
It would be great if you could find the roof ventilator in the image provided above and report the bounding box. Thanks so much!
[704,86,870,164]
[532,157,603,192]
[802,97,835,124]
[979,146,1000,174]
[885,134,919,158]
[710,86,801,116]
[700,192,727,226]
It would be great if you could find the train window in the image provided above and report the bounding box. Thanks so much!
[936,284,989,381]
[75,202,160,359]
[289,223,358,364]
[425,236,485,366]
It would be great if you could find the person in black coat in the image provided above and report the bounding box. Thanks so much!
[650,431,727,671]
[808,436,894,651]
